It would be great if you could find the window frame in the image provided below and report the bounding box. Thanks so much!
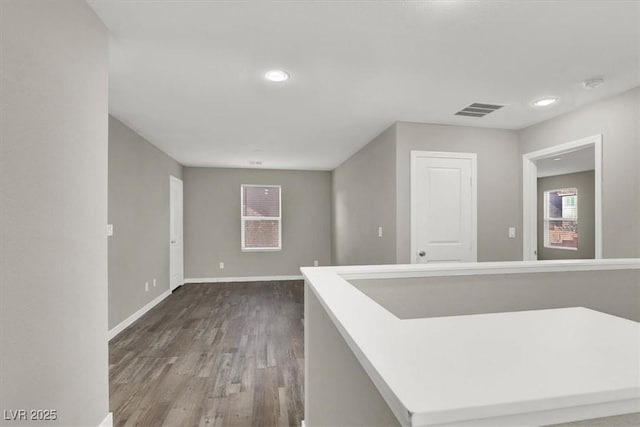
[543,187,578,251]
[240,184,282,252]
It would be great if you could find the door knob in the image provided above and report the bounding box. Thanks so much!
[171,240,176,244]
[418,251,426,257]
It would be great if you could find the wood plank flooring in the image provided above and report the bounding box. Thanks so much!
[109,281,304,427]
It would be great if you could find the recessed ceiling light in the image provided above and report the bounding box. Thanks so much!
[531,97,559,108]
[264,69,289,82]
[553,157,562,161]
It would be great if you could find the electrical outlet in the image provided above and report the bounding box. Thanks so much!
[145,281,149,292]
[106,224,113,236]
[153,278,156,287]
[508,227,516,238]
[219,262,224,269]
[313,260,319,267]
[378,226,383,238]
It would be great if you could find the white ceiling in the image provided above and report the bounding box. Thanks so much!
[87,0,640,170]
[536,146,595,178]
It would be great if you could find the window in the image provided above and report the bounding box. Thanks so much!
[241,185,281,251]
[544,187,578,250]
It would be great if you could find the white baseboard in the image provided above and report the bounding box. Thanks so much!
[184,274,303,284]
[108,290,171,341]
[98,412,113,427]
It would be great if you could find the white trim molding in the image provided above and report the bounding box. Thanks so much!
[98,412,113,427]
[184,275,303,284]
[522,134,602,261]
[316,258,640,281]
[108,290,171,341]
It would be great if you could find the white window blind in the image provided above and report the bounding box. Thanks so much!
[241,185,281,251]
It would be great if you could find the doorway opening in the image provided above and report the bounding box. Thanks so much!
[522,135,602,260]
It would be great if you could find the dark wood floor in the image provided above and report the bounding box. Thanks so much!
[109,281,305,427]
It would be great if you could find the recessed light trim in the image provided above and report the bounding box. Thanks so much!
[264,69,289,82]
[531,97,559,108]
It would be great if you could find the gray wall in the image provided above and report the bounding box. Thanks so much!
[520,87,640,258]
[108,116,183,329]
[333,87,639,266]
[395,122,521,263]
[0,1,110,425]
[305,285,401,427]
[184,167,331,279]
[332,122,521,266]
[537,171,595,260]
[350,269,639,322]
[332,125,397,266]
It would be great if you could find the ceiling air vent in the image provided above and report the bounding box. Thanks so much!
[455,103,504,118]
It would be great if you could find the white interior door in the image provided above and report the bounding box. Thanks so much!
[411,151,477,263]
[170,176,183,291]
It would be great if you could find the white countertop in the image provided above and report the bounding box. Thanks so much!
[302,262,640,427]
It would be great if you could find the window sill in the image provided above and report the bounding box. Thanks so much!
[241,247,282,253]
[543,245,578,251]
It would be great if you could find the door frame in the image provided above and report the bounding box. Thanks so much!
[410,150,478,264]
[169,175,184,291]
[522,134,602,261]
